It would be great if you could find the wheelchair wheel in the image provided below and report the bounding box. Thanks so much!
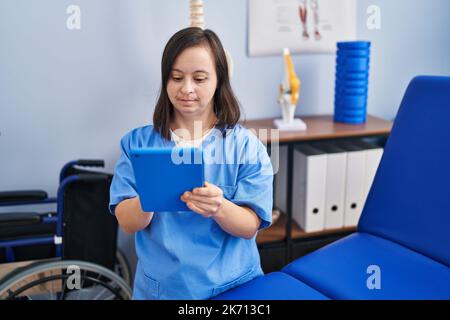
[0,260,132,300]
[114,249,132,287]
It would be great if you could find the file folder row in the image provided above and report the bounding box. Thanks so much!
[275,140,383,232]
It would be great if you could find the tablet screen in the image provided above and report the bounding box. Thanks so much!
[130,148,204,212]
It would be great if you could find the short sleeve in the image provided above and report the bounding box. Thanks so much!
[109,133,138,214]
[231,135,274,230]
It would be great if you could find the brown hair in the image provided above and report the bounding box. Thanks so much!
[153,27,241,140]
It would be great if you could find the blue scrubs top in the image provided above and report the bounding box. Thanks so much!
[109,124,273,300]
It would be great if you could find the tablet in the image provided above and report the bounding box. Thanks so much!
[130,147,204,212]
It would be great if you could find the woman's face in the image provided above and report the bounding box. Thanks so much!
[167,45,218,119]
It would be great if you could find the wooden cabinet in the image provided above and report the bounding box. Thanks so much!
[244,115,392,273]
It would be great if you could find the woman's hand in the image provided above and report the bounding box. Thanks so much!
[180,181,224,218]
[181,181,261,238]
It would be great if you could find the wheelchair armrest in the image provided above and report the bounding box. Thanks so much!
[0,190,48,203]
[0,212,42,224]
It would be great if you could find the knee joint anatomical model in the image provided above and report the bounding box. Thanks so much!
[274,48,307,131]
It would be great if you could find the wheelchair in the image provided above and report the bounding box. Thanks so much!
[0,160,132,300]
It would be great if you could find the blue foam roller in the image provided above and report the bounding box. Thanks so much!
[337,41,371,50]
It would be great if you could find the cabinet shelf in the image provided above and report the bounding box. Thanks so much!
[257,211,357,245]
[246,114,392,269]
[243,115,392,144]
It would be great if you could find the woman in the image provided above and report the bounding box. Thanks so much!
[109,27,273,299]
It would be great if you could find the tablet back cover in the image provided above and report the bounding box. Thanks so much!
[130,148,204,212]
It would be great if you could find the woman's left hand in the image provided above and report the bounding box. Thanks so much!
[180,181,224,218]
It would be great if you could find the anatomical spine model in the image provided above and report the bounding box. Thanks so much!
[189,0,205,29]
[189,0,234,77]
